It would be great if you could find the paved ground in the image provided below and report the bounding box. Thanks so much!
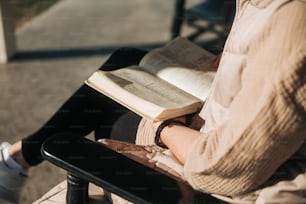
[1,0,228,203]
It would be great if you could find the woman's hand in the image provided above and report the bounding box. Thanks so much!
[152,115,201,164]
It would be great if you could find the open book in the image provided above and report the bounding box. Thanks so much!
[85,37,216,121]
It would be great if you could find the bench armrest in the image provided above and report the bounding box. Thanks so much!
[41,133,225,204]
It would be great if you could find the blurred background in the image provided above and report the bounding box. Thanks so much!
[10,0,61,28]
[1,0,234,203]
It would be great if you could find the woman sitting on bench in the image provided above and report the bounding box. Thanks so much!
[1,0,306,203]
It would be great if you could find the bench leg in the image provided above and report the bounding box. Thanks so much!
[66,173,89,204]
[171,0,186,39]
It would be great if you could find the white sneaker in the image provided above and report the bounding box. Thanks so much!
[0,142,28,203]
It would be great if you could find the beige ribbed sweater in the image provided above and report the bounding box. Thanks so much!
[136,0,306,197]
[183,0,306,196]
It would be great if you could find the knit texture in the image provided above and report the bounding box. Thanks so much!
[184,0,306,196]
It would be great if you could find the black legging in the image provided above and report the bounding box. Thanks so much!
[22,48,148,165]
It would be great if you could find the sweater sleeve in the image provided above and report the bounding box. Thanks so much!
[183,1,306,196]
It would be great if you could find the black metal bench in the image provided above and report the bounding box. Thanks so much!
[171,0,235,41]
[41,134,226,204]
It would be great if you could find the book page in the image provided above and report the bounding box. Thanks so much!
[86,66,203,121]
[139,37,216,100]
[155,68,215,100]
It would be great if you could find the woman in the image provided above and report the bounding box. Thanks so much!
[1,0,306,203]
